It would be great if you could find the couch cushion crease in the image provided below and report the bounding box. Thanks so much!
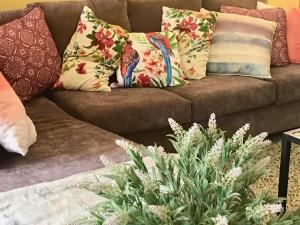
[0,97,127,192]
[166,75,276,122]
[47,88,192,135]
[269,64,300,105]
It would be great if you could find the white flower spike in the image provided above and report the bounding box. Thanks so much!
[148,205,170,221]
[232,123,250,143]
[208,113,217,133]
[212,214,228,225]
[168,118,184,137]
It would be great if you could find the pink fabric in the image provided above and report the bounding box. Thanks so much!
[0,72,36,155]
[0,6,61,103]
[221,6,289,67]
[286,8,300,64]
[0,73,25,124]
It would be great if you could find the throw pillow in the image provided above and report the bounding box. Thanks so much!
[286,8,300,64]
[257,1,300,64]
[206,11,277,79]
[0,6,61,103]
[0,72,37,156]
[221,6,289,67]
[116,31,187,88]
[54,6,128,91]
[161,7,217,79]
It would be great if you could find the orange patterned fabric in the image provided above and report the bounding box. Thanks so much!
[221,5,289,67]
[0,6,61,103]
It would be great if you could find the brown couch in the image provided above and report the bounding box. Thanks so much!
[1,0,300,192]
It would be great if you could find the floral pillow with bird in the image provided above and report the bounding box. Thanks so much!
[116,31,187,88]
[162,7,217,80]
[54,6,128,91]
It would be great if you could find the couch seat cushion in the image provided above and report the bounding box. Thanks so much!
[270,64,300,105]
[166,75,275,122]
[0,97,127,192]
[48,88,192,134]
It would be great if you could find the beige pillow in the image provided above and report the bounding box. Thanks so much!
[206,11,277,79]
[161,7,217,80]
[54,6,128,91]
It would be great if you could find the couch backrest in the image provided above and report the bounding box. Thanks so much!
[0,8,28,26]
[87,0,130,31]
[126,0,266,33]
[127,0,202,32]
[0,0,267,56]
[202,0,266,12]
[27,0,130,57]
[27,1,88,57]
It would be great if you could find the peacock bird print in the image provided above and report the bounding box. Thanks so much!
[120,41,140,87]
[146,32,174,86]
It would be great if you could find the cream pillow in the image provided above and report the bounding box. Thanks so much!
[54,6,128,91]
[161,7,217,80]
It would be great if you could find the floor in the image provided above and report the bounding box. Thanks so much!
[253,136,300,210]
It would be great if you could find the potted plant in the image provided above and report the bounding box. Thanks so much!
[80,114,300,225]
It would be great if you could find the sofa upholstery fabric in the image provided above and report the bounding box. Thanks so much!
[214,100,300,136]
[166,75,276,122]
[0,8,28,26]
[126,100,300,151]
[127,0,202,32]
[28,0,131,57]
[202,0,262,11]
[87,0,131,31]
[270,64,300,105]
[0,97,126,192]
[48,88,192,135]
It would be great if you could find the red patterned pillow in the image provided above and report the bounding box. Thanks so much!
[221,6,289,67]
[0,6,61,103]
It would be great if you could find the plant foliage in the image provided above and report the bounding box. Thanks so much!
[80,114,300,225]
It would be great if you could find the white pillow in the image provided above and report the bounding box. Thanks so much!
[0,72,37,156]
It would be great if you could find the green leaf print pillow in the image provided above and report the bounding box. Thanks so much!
[116,31,187,88]
[162,7,217,80]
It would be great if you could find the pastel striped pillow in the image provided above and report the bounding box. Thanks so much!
[221,6,289,67]
[206,12,277,79]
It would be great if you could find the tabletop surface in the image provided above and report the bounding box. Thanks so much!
[284,128,300,143]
